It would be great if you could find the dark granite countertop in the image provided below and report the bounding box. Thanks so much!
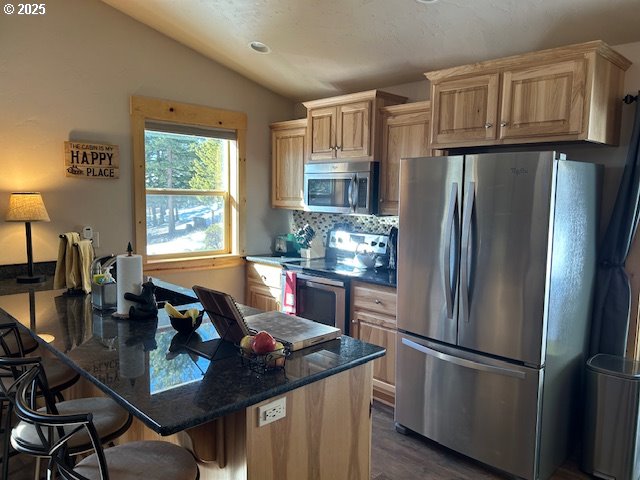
[0,261,56,296]
[245,255,397,288]
[0,280,384,436]
[245,254,303,267]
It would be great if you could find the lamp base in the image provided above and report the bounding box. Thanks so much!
[16,274,46,284]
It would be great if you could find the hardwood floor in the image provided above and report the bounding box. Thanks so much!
[5,401,593,479]
[371,401,591,480]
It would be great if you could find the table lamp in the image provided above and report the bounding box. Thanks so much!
[5,192,50,283]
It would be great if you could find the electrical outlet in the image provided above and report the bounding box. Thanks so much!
[258,397,286,427]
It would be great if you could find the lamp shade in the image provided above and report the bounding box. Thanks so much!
[5,192,50,222]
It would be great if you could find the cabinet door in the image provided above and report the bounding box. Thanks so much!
[499,59,586,140]
[271,126,305,209]
[336,101,371,160]
[247,263,282,289]
[352,309,396,406]
[247,283,281,312]
[308,107,336,162]
[431,74,499,147]
[380,107,432,215]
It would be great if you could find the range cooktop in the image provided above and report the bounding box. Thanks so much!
[281,229,397,287]
[284,258,379,276]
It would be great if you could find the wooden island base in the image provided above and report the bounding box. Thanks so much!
[71,363,373,480]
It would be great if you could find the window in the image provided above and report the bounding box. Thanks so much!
[131,96,246,270]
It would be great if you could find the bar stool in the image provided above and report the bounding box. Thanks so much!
[0,322,79,401]
[0,357,132,480]
[14,365,199,480]
[0,323,78,479]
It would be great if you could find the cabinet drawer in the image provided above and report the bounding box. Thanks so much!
[247,263,282,289]
[352,282,397,318]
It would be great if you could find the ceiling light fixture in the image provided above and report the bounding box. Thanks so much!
[249,41,271,54]
[416,0,438,3]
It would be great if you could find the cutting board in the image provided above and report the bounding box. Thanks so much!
[244,311,340,351]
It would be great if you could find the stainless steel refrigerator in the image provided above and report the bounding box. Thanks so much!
[395,151,600,480]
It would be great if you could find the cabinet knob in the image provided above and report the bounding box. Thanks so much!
[261,275,267,280]
[351,320,357,324]
[375,299,382,304]
[336,145,342,151]
[500,121,508,127]
[484,123,493,129]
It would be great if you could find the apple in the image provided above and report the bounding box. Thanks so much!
[240,335,254,354]
[252,331,277,354]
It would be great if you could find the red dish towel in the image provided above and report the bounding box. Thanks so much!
[283,271,296,314]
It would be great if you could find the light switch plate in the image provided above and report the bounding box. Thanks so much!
[82,225,93,240]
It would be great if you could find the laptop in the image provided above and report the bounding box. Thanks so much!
[192,285,340,351]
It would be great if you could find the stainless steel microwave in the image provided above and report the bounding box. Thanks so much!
[303,162,378,214]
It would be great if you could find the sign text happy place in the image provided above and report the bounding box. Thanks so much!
[64,141,120,179]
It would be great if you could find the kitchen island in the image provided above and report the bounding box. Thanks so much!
[0,281,384,480]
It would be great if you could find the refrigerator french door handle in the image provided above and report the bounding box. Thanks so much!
[443,182,458,319]
[401,338,526,379]
[460,181,475,324]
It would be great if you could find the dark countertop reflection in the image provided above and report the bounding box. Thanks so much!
[0,283,384,436]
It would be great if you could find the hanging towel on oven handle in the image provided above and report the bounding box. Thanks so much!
[283,271,296,315]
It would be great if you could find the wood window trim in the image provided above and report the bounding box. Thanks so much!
[130,95,247,270]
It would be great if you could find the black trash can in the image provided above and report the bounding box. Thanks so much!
[582,354,640,480]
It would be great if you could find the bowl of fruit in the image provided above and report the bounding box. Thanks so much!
[164,303,203,334]
[239,331,289,373]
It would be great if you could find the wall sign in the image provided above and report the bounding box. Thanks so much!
[64,141,120,179]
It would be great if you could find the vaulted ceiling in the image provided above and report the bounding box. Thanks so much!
[102,0,640,101]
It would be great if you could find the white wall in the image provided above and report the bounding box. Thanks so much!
[0,0,294,277]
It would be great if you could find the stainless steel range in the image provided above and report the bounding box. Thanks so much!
[282,230,391,336]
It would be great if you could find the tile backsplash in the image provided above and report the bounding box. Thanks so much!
[290,211,398,245]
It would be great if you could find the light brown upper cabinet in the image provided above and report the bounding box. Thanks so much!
[379,102,435,215]
[270,119,306,209]
[426,41,631,149]
[303,90,406,163]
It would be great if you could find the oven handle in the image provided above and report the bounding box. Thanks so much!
[296,273,346,288]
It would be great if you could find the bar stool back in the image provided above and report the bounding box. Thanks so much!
[0,356,131,480]
[14,365,199,480]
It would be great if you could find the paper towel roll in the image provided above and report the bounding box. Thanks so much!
[116,254,143,316]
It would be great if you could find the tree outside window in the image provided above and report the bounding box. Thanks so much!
[132,97,246,264]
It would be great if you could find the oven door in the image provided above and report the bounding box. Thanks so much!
[294,273,347,334]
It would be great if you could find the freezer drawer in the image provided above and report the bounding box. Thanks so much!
[395,333,543,480]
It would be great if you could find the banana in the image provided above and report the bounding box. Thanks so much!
[164,302,185,318]
[185,308,200,326]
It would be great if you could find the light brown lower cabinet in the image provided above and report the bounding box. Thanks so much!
[350,281,397,407]
[245,261,282,312]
